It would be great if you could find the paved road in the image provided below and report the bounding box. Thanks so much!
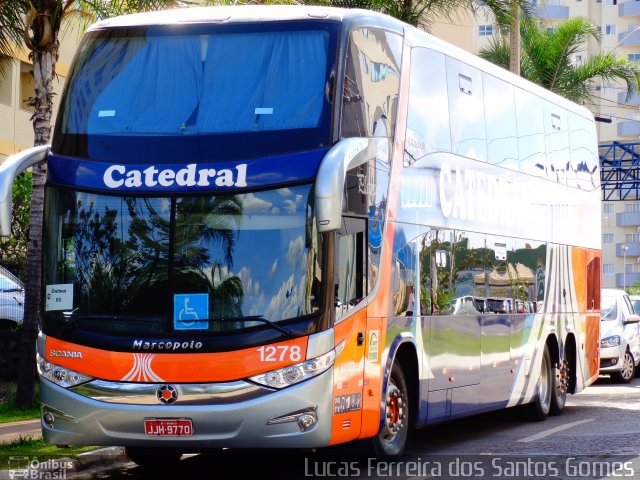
[10,375,640,479]
[0,419,40,443]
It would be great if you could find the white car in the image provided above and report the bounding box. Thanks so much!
[600,289,640,383]
[630,295,640,316]
[0,266,24,329]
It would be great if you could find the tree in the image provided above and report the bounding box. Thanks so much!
[304,0,530,35]
[0,172,31,277]
[479,17,640,103]
[0,0,179,408]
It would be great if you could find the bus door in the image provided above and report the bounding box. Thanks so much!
[331,216,369,444]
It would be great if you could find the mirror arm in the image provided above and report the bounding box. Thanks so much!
[315,138,383,233]
[0,145,49,237]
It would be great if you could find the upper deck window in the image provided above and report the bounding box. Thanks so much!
[54,22,338,162]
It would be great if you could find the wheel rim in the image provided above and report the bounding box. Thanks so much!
[621,352,634,380]
[381,380,407,444]
[556,359,569,399]
[539,352,551,410]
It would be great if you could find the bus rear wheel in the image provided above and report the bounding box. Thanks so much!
[550,355,569,415]
[371,363,410,457]
[524,345,552,421]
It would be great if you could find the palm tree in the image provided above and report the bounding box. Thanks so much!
[479,17,640,104]
[0,0,179,407]
[305,0,530,35]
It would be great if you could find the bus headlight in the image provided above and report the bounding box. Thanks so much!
[250,342,343,389]
[37,354,93,388]
[600,335,621,348]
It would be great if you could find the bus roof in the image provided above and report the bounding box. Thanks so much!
[87,5,594,122]
[88,5,394,31]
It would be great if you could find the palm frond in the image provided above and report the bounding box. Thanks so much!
[0,0,27,75]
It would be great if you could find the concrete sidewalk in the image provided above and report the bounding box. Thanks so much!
[0,419,41,444]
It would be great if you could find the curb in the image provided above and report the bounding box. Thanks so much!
[0,447,129,479]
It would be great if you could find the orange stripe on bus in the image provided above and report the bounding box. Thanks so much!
[44,336,308,383]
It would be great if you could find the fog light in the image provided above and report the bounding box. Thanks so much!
[297,414,317,431]
[43,412,55,426]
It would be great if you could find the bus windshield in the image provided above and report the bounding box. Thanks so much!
[54,22,337,162]
[42,184,323,337]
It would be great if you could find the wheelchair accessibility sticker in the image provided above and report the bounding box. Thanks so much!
[174,293,209,330]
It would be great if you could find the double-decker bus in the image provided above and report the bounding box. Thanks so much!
[0,6,601,465]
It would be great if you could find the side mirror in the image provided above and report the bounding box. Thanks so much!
[0,146,49,237]
[624,314,640,325]
[315,138,385,233]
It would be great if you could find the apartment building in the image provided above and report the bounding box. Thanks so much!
[0,22,82,164]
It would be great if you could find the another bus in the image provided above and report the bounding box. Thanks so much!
[0,6,601,465]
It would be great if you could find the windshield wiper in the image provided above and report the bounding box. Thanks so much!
[203,316,295,338]
[61,315,161,332]
[60,314,296,338]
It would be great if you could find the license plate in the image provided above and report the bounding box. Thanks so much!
[144,418,193,436]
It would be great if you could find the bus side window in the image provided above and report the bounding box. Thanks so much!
[419,228,453,315]
[334,217,367,321]
[340,28,401,139]
[446,56,487,162]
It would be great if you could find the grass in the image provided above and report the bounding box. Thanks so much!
[0,383,102,471]
[0,436,99,469]
[0,382,41,423]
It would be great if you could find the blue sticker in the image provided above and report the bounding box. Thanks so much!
[174,293,209,330]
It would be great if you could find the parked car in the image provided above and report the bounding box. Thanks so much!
[0,266,24,329]
[630,295,640,316]
[600,289,640,383]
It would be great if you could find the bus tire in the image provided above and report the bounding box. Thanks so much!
[524,345,552,421]
[550,353,569,415]
[125,447,183,469]
[371,363,410,457]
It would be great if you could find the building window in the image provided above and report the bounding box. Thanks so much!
[626,233,640,243]
[626,203,640,212]
[603,85,616,95]
[603,233,614,243]
[19,61,35,112]
[629,53,640,62]
[0,56,12,106]
[603,264,614,274]
[479,25,493,37]
[606,25,617,35]
[604,203,615,214]
[605,0,617,5]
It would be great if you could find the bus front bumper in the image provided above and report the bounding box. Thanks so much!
[39,369,334,449]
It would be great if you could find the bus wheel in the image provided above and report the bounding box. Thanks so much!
[372,363,410,457]
[524,345,552,421]
[125,447,183,469]
[550,355,569,415]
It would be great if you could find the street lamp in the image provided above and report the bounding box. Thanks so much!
[623,244,628,292]
[607,24,640,54]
